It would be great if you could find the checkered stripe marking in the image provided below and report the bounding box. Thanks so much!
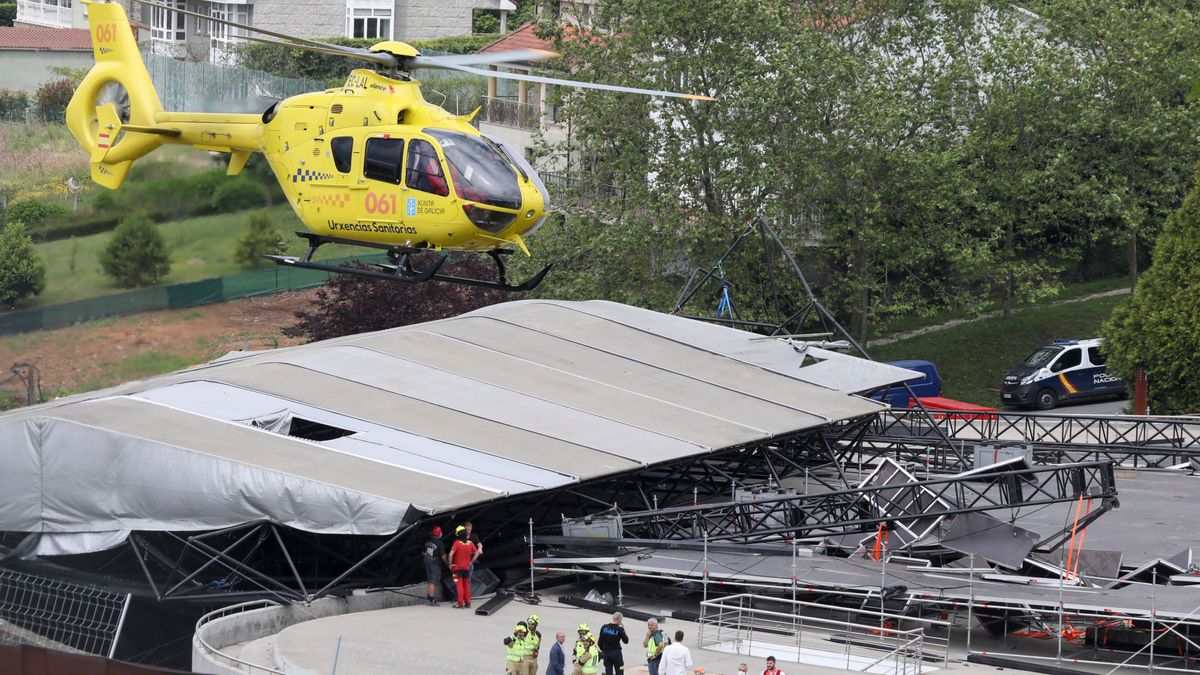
[292,168,334,183]
[310,193,352,208]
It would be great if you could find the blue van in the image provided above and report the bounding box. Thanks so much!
[877,360,943,407]
[1000,338,1125,410]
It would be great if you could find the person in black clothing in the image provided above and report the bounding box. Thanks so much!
[421,525,446,606]
[597,611,629,675]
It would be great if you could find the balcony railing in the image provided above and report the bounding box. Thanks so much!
[481,96,541,130]
[16,0,73,27]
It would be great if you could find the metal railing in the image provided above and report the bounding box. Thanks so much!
[838,408,1200,470]
[481,96,541,130]
[16,0,73,28]
[699,594,948,674]
[193,599,287,675]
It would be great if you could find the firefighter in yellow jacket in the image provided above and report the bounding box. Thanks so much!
[578,632,601,675]
[522,614,542,675]
[504,622,529,675]
[571,623,590,675]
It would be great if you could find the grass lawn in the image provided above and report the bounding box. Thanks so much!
[871,292,1128,407]
[30,204,361,307]
[869,276,1131,339]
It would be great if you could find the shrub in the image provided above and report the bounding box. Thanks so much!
[1102,167,1200,415]
[99,214,172,287]
[234,211,286,268]
[284,255,505,342]
[91,190,119,212]
[0,87,28,122]
[0,221,46,308]
[186,168,230,205]
[35,78,74,123]
[0,4,15,27]
[3,198,70,230]
[212,176,269,212]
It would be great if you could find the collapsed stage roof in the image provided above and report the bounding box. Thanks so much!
[0,300,914,554]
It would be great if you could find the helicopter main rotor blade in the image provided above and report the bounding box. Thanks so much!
[236,33,394,67]
[412,50,559,69]
[439,63,715,101]
[132,0,396,67]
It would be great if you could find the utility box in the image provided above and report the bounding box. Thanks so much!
[974,444,1033,469]
[561,514,622,539]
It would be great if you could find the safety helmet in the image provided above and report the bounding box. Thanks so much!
[577,623,590,632]
[515,622,528,633]
[586,632,596,642]
[431,525,442,536]
[528,614,540,625]
[455,525,466,534]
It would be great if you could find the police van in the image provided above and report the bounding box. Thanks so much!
[1000,338,1126,410]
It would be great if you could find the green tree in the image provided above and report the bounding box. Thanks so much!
[99,214,171,287]
[0,221,46,308]
[234,211,286,268]
[1032,0,1200,290]
[1101,166,1200,415]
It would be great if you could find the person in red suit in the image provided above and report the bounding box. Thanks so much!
[448,525,477,608]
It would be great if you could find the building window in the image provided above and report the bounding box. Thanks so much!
[151,0,186,41]
[346,1,392,40]
[210,2,251,63]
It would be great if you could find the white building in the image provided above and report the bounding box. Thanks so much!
[16,0,511,64]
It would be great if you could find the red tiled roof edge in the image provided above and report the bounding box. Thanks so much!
[0,26,93,51]
[479,22,552,55]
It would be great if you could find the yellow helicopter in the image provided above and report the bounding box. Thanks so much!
[66,0,711,290]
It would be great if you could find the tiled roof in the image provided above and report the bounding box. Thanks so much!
[0,26,93,51]
[479,22,551,55]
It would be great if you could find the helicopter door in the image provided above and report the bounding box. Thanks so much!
[400,136,457,231]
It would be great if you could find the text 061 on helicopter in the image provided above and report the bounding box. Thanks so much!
[66,0,712,290]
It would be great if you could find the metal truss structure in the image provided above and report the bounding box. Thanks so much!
[25,424,866,604]
[834,408,1200,470]
[609,460,1116,547]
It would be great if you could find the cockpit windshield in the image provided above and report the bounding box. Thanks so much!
[425,129,521,210]
[1022,346,1062,368]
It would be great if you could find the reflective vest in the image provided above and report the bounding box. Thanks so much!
[579,646,601,675]
[646,630,664,660]
[506,636,525,662]
[573,640,587,661]
[525,631,541,656]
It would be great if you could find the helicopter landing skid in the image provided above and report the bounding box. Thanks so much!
[265,232,552,292]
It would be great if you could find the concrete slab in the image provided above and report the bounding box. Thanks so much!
[222,592,946,675]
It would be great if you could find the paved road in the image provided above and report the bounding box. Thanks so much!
[1000,397,1130,416]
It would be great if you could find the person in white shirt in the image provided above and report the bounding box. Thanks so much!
[659,630,698,675]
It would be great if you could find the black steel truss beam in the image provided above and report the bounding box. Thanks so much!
[833,409,1200,471]
[611,461,1116,544]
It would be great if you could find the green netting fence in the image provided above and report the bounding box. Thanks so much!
[0,254,385,337]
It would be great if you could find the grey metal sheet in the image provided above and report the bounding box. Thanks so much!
[294,342,722,460]
[52,397,497,512]
[470,302,879,421]
[423,317,828,433]
[211,362,639,478]
[132,381,572,493]
[523,301,916,394]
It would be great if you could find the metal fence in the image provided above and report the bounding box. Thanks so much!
[0,567,132,658]
[0,253,385,337]
[698,594,948,675]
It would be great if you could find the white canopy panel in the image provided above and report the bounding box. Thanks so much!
[0,300,894,551]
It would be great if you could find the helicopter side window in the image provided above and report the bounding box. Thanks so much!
[331,137,354,173]
[363,137,404,184]
[405,139,448,197]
